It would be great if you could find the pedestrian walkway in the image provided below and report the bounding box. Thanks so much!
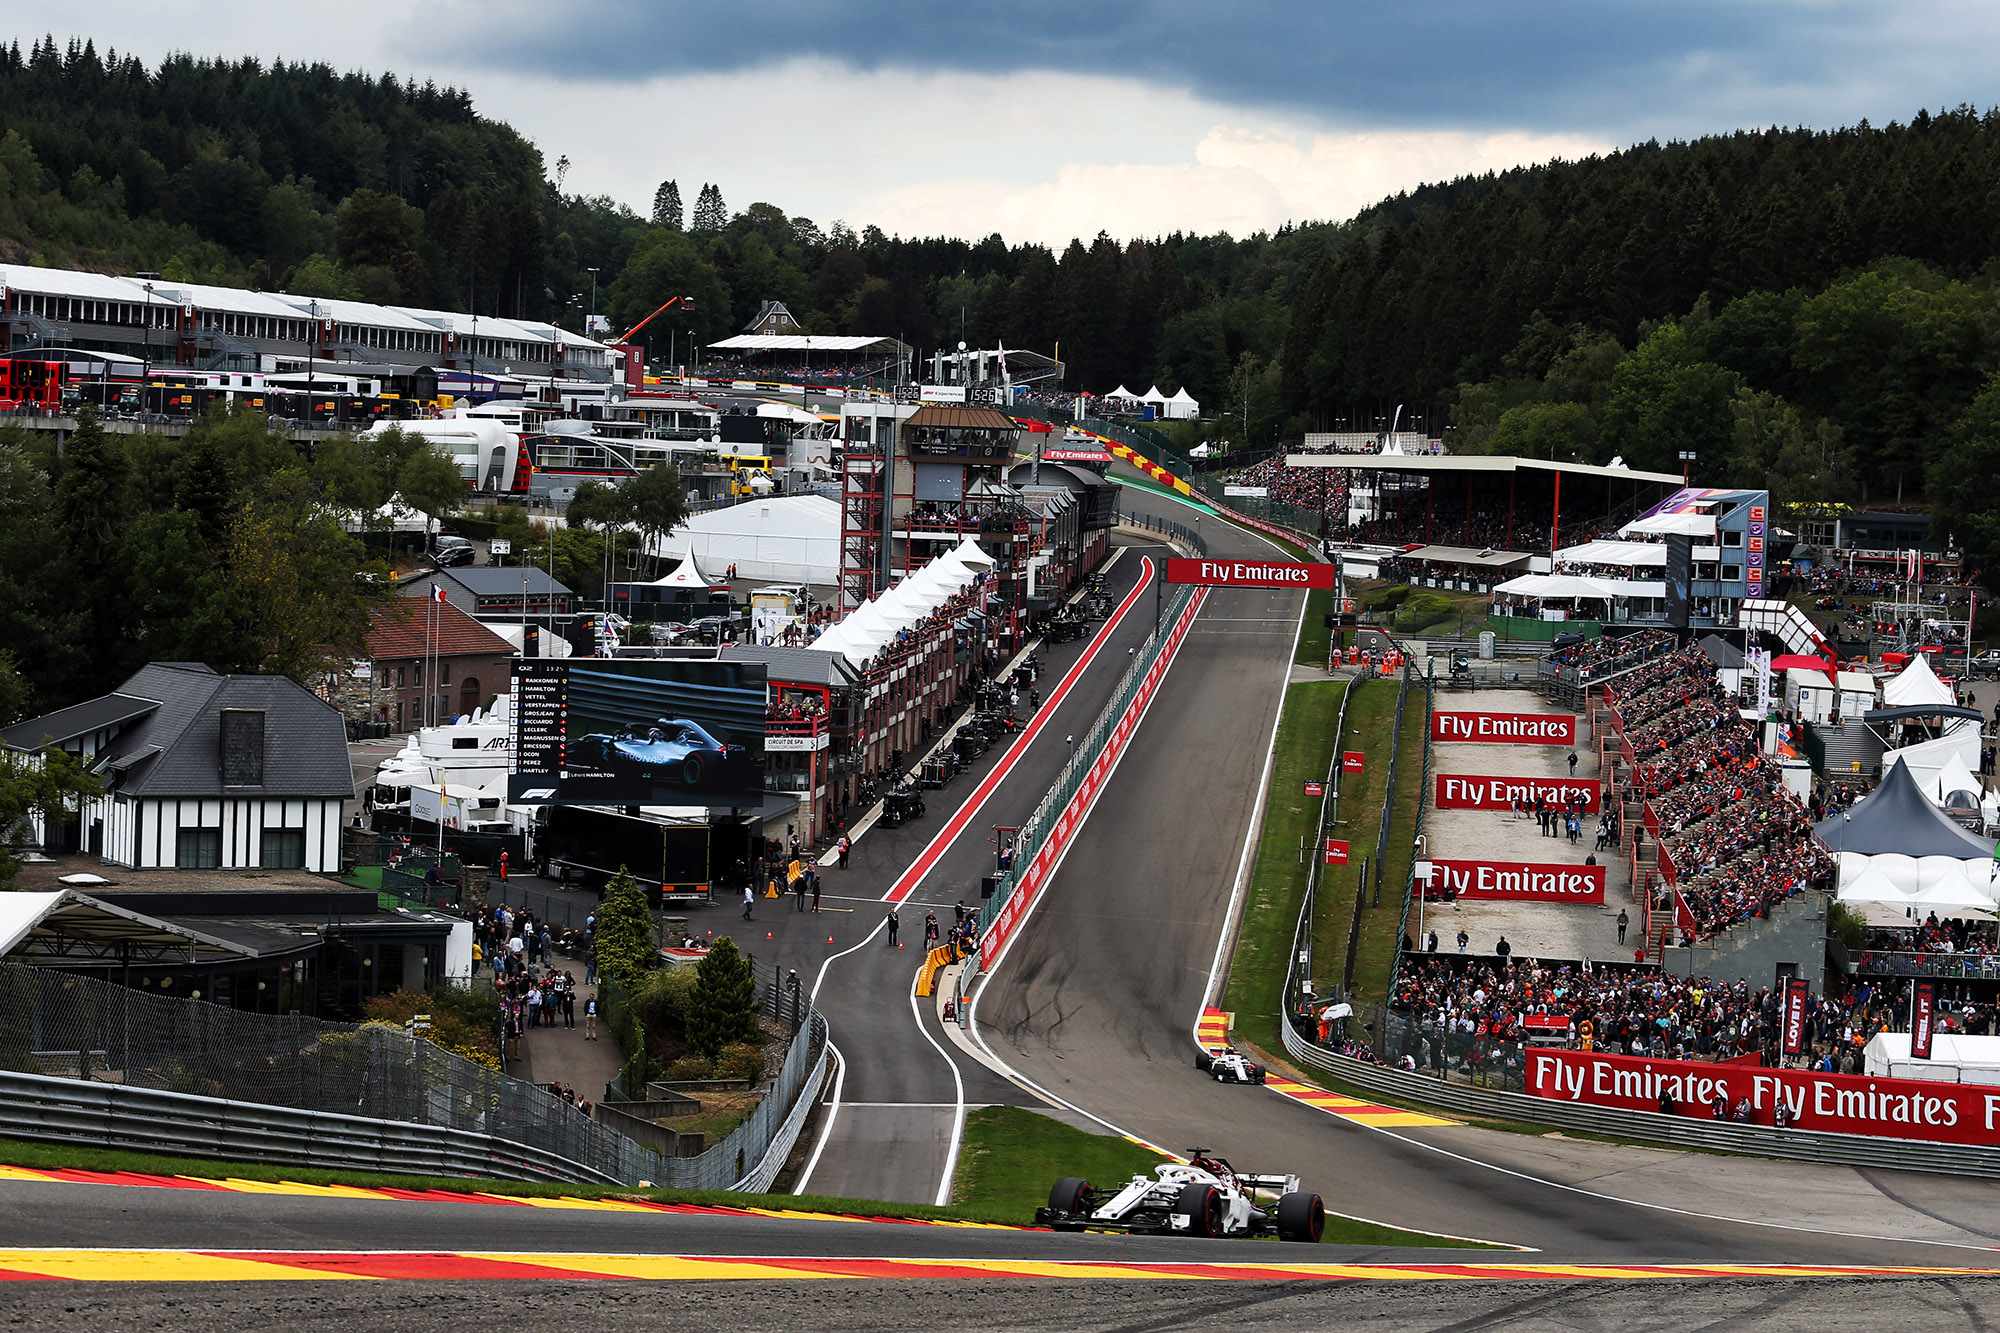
[519,999,626,1103]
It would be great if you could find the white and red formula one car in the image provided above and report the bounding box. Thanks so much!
[1036,1150,1324,1242]
[1195,1046,1266,1084]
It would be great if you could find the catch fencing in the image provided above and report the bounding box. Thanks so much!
[0,960,826,1191]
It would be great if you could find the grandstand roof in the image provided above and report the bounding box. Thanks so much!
[709,334,908,354]
[1401,545,1532,569]
[1284,453,1682,484]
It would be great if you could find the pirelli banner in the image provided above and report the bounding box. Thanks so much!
[1528,1048,2000,1146]
[1435,774,1601,812]
[1429,858,1604,904]
[1432,710,1576,745]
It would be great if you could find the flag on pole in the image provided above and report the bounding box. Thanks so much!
[433,585,449,602]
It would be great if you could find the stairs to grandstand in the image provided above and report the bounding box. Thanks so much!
[1660,889,1829,983]
[1807,719,1883,789]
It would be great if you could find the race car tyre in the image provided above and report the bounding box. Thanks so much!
[1250,1064,1266,1084]
[1048,1177,1092,1215]
[1174,1182,1224,1239]
[1195,1053,1214,1073]
[681,755,706,787]
[1276,1191,1325,1243]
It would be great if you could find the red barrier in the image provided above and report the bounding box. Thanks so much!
[1527,1048,2000,1144]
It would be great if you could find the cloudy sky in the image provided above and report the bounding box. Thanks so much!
[32,2,2000,247]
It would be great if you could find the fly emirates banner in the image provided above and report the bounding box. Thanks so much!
[1528,1047,2000,1145]
[1431,711,1576,745]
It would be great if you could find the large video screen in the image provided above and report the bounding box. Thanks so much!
[509,659,767,809]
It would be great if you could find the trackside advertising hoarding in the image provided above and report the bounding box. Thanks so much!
[1432,711,1576,745]
[1164,558,1338,589]
[1435,775,1601,812]
[1527,1048,2000,1145]
[1429,858,1604,904]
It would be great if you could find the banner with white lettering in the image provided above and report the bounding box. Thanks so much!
[1431,711,1577,746]
[1527,1047,1998,1145]
[1435,774,1601,812]
[1164,557,1338,589]
[1913,982,1936,1060]
[1782,977,1809,1056]
[1428,858,1605,904]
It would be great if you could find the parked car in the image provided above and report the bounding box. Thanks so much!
[434,535,476,567]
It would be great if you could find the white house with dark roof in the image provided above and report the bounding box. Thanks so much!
[2,663,354,872]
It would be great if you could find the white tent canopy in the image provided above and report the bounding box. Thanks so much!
[1882,728,1983,789]
[1494,573,1665,599]
[1106,385,1139,403]
[1555,539,1668,567]
[1163,386,1199,420]
[652,494,839,585]
[1884,653,1957,709]
[1835,851,1999,911]
[810,542,994,668]
[648,553,724,589]
[1621,511,1717,538]
[1140,385,1168,405]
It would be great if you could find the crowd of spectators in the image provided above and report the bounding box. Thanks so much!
[1385,955,1925,1075]
[1606,646,1833,942]
[1547,629,1676,680]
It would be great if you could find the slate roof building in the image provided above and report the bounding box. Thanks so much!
[396,567,575,620]
[2,663,354,872]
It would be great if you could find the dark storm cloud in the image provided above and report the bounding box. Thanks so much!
[424,0,1858,130]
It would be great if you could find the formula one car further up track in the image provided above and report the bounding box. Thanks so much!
[1036,1151,1325,1242]
[1195,1047,1266,1084]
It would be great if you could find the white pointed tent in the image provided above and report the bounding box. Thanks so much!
[808,542,994,668]
[1164,386,1199,420]
[1105,385,1139,405]
[1883,653,1955,708]
[1139,385,1169,409]
[649,553,725,589]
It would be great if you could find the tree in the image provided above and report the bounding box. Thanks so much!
[222,478,372,681]
[564,476,630,531]
[692,182,727,233]
[686,935,759,1059]
[0,745,102,887]
[1931,376,2000,585]
[651,179,682,230]
[395,445,466,554]
[1487,401,1597,462]
[623,462,688,577]
[592,869,654,987]
[1599,324,1739,473]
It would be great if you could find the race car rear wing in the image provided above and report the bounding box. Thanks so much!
[1234,1172,1302,1195]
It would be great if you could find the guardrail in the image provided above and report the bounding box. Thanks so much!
[0,1068,620,1184]
[1277,1018,2000,1179]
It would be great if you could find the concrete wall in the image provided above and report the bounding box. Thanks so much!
[1661,889,1828,990]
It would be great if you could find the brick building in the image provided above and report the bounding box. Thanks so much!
[364,599,515,733]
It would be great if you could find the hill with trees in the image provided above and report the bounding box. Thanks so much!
[6,40,2000,563]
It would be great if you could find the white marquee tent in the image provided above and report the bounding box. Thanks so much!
[1884,653,1957,709]
[1164,386,1199,420]
[652,494,839,585]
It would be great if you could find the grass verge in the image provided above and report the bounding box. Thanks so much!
[1220,681,1345,1041]
[951,1107,1488,1246]
[0,1121,1483,1245]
